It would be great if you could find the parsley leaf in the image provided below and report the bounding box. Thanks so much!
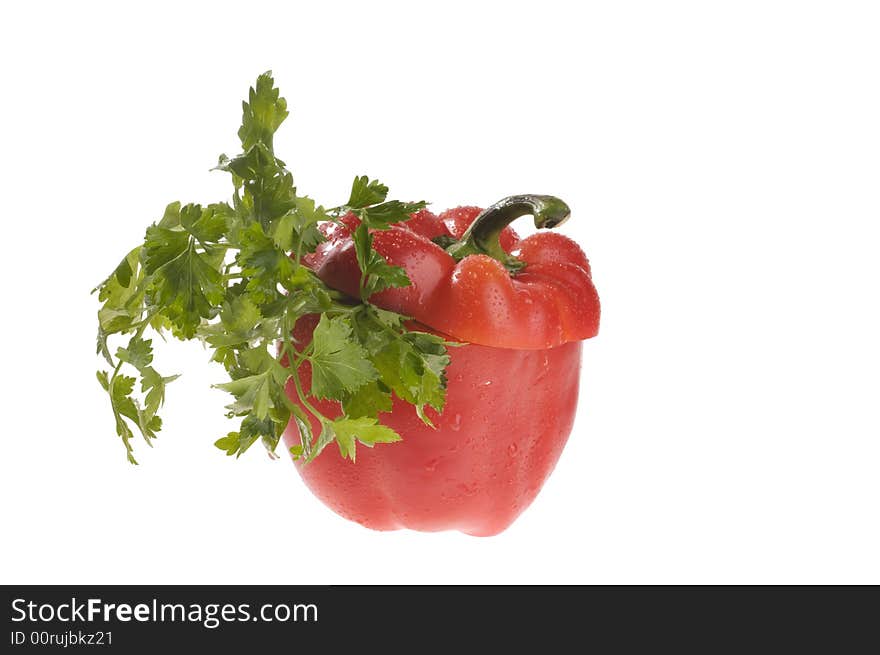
[351,223,411,301]
[348,176,389,209]
[105,373,158,464]
[141,367,179,419]
[235,222,297,305]
[238,71,289,151]
[95,247,145,364]
[352,306,450,424]
[215,414,277,458]
[149,238,225,338]
[307,315,377,400]
[342,178,426,300]
[143,225,190,272]
[342,380,393,418]
[346,175,425,229]
[181,204,229,244]
[326,417,402,462]
[215,370,274,419]
[271,197,327,254]
[361,200,428,230]
[116,336,153,371]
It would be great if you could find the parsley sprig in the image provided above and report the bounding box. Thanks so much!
[94,72,449,464]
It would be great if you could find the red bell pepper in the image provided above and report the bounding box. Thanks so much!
[284,195,600,535]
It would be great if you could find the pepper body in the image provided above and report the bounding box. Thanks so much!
[286,202,599,535]
[284,315,582,536]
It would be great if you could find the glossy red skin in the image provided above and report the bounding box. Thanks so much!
[304,207,600,349]
[284,315,583,536]
[288,206,598,535]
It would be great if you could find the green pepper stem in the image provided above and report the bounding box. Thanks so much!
[445,195,571,272]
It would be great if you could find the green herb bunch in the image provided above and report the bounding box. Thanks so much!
[94,72,450,464]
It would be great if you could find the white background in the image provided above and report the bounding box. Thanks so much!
[1,1,878,584]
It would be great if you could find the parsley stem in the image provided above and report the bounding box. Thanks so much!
[445,194,571,273]
[286,342,331,456]
[109,358,124,383]
[279,315,328,453]
[290,361,324,423]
